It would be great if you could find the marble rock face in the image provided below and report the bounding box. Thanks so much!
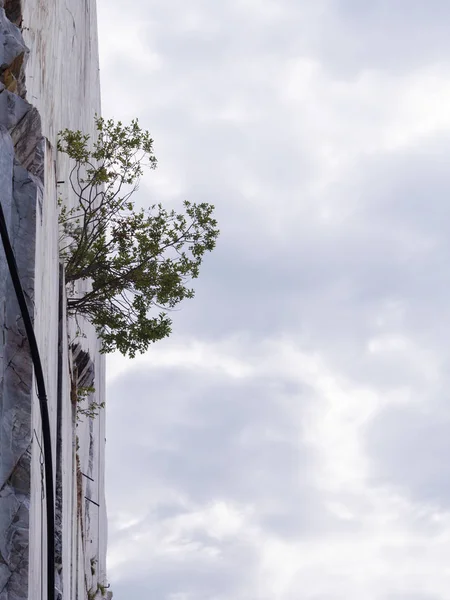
[0,90,29,130]
[0,1,107,598]
[2,2,22,28]
[9,107,43,179]
[0,7,41,599]
[0,8,27,75]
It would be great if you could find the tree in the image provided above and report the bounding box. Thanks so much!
[57,117,219,357]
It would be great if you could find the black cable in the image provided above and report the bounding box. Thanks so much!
[0,200,55,600]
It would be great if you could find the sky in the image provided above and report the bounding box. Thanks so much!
[96,1,450,598]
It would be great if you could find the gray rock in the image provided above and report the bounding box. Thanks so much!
[9,107,43,180]
[0,5,43,586]
[3,1,22,27]
[0,89,29,130]
[0,127,13,221]
[0,141,39,600]
[10,162,39,269]
[72,343,95,389]
[0,8,27,71]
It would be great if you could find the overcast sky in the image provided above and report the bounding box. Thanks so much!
[96,1,450,598]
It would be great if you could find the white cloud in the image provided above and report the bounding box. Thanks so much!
[98,0,450,598]
[282,60,450,170]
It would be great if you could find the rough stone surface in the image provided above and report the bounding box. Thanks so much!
[9,107,43,181]
[0,6,42,600]
[0,157,39,600]
[72,343,95,389]
[0,127,13,219]
[3,1,22,27]
[0,8,27,73]
[0,1,106,598]
[0,89,29,129]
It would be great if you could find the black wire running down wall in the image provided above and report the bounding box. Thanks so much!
[0,200,55,600]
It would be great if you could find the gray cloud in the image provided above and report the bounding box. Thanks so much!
[106,365,333,532]
[366,397,450,508]
[98,0,450,597]
[308,0,450,77]
[384,595,443,600]
[110,536,260,600]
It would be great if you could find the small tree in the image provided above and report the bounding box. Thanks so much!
[58,117,219,357]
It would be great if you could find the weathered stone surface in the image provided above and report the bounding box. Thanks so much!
[0,465,30,569]
[0,8,27,72]
[0,156,39,600]
[10,162,39,274]
[3,1,22,27]
[0,139,26,495]
[9,107,43,181]
[0,20,41,587]
[72,343,95,389]
[0,126,13,221]
[0,1,106,598]
[0,89,29,133]
[0,10,40,591]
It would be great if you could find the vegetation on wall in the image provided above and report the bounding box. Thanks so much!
[58,117,219,357]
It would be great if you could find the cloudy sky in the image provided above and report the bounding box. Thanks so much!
[96,1,450,598]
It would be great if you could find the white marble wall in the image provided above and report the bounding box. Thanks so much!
[0,1,107,598]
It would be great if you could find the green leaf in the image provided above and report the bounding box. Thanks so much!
[57,117,220,357]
